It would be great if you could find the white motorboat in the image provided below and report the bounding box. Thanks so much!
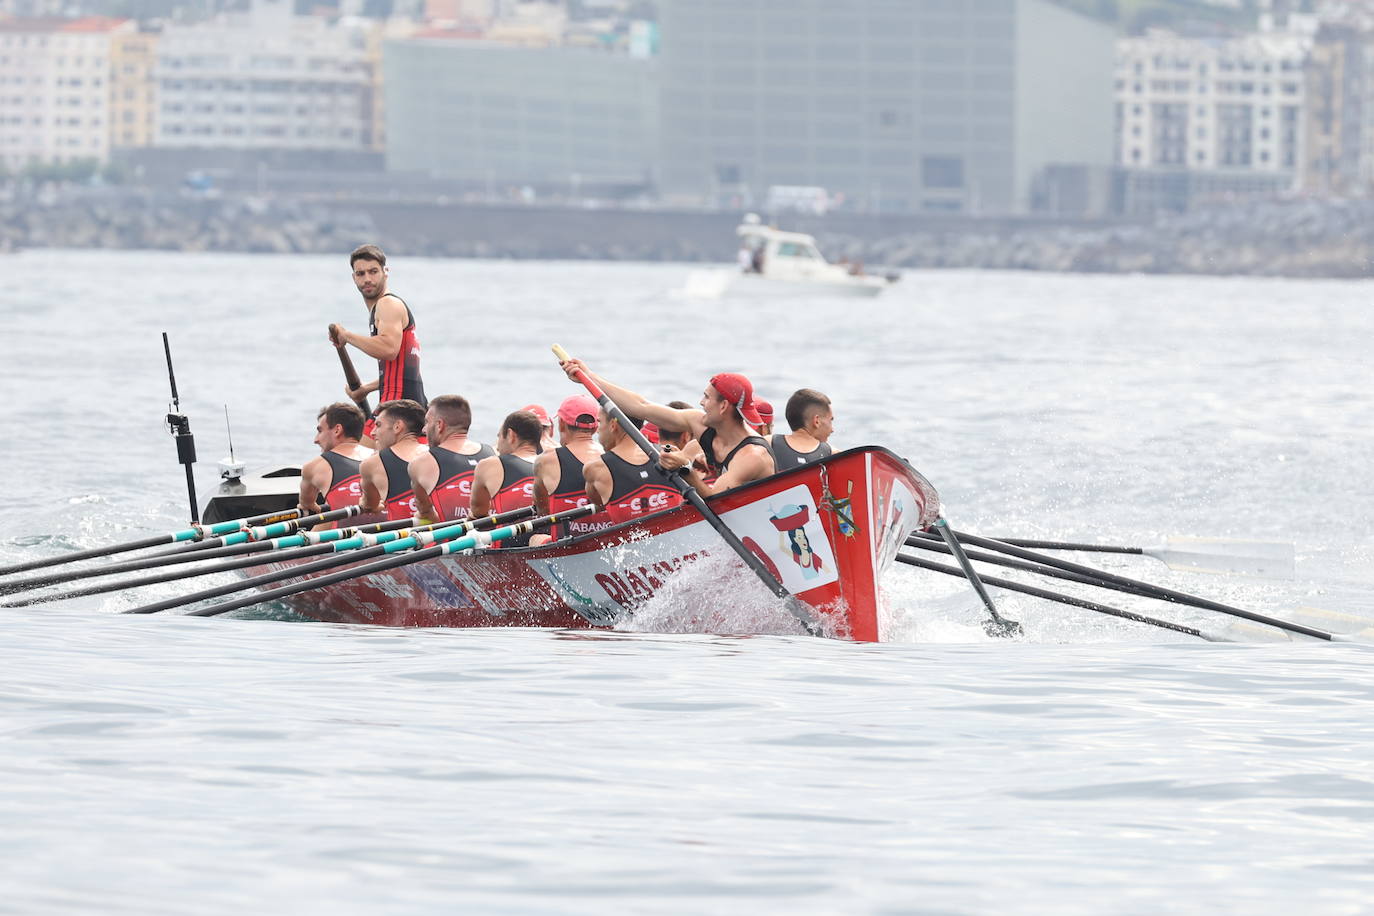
[684,214,895,299]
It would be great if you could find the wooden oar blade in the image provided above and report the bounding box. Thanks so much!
[1147,537,1294,578]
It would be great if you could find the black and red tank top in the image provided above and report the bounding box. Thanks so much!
[698,428,774,482]
[321,450,364,510]
[429,443,495,522]
[769,434,832,469]
[380,447,419,521]
[370,294,426,407]
[490,453,536,548]
[546,446,612,539]
[602,452,684,523]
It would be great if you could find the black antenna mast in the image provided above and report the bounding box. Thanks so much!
[162,332,199,523]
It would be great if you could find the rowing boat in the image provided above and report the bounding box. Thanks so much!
[202,446,939,641]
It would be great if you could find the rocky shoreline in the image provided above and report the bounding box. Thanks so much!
[3,188,1372,278]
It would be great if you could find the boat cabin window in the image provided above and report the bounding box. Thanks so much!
[776,242,819,259]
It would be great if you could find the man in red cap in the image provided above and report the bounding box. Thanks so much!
[754,398,775,436]
[558,359,774,496]
[522,403,558,453]
[529,395,611,545]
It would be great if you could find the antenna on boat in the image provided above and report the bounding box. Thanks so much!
[219,405,246,484]
[162,331,200,524]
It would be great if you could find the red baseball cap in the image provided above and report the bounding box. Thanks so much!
[755,399,774,425]
[709,372,764,428]
[521,404,552,428]
[557,394,600,430]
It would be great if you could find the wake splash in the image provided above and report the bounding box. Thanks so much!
[615,548,813,638]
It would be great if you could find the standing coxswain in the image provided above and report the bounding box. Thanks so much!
[328,244,427,444]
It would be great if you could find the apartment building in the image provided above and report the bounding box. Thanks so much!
[1115,27,1310,211]
[154,0,374,150]
[0,16,132,170]
[110,27,157,150]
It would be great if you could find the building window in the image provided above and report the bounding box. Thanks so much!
[922,156,964,189]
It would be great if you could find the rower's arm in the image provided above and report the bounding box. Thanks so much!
[560,359,697,433]
[359,456,385,514]
[532,452,557,516]
[408,455,440,523]
[582,458,611,509]
[681,445,772,498]
[340,296,405,362]
[468,457,498,519]
[298,456,329,514]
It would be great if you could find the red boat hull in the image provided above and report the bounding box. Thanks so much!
[239,447,938,642]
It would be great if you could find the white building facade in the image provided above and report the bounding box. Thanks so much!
[1115,29,1310,198]
[0,16,133,170]
[154,0,374,150]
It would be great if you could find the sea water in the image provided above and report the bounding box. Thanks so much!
[3,250,1374,913]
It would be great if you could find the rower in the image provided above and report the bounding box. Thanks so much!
[469,410,541,547]
[557,360,774,497]
[408,394,495,524]
[522,403,558,453]
[583,409,684,522]
[755,398,775,437]
[770,388,834,468]
[298,402,373,523]
[359,399,429,521]
[528,395,611,546]
[328,244,427,445]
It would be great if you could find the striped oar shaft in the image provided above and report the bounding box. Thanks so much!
[187,505,596,619]
[142,505,366,557]
[0,505,309,579]
[0,506,364,597]
[123,506,538,616]
[0,516,434,608]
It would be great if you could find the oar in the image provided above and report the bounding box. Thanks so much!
[122,506,542,616]
[930,517,1021,638]
[332,324,372,416]
[896,553,1224,642]
[925,534,1295,578]
[916,530,1352,642]
[552,344,822,637]
[0,507,305,578]
[184,505,599,620]
[0,506,363,597]
[0,514,432,608]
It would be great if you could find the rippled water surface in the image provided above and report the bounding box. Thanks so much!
[4,250,1374,912]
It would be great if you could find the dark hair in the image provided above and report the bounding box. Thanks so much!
[667,400,693,410]
[619,414,646,430]
[784,388,831,432]
[502,410,543,447]
[428,394,473,432]
[350,243,387,267]
[318,402,366,440]
[376,399,425,435]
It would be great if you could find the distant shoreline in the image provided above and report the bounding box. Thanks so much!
[4,187,1372,279]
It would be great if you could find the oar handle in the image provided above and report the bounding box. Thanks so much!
[333,325,372,416]
[550,344,821,636]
